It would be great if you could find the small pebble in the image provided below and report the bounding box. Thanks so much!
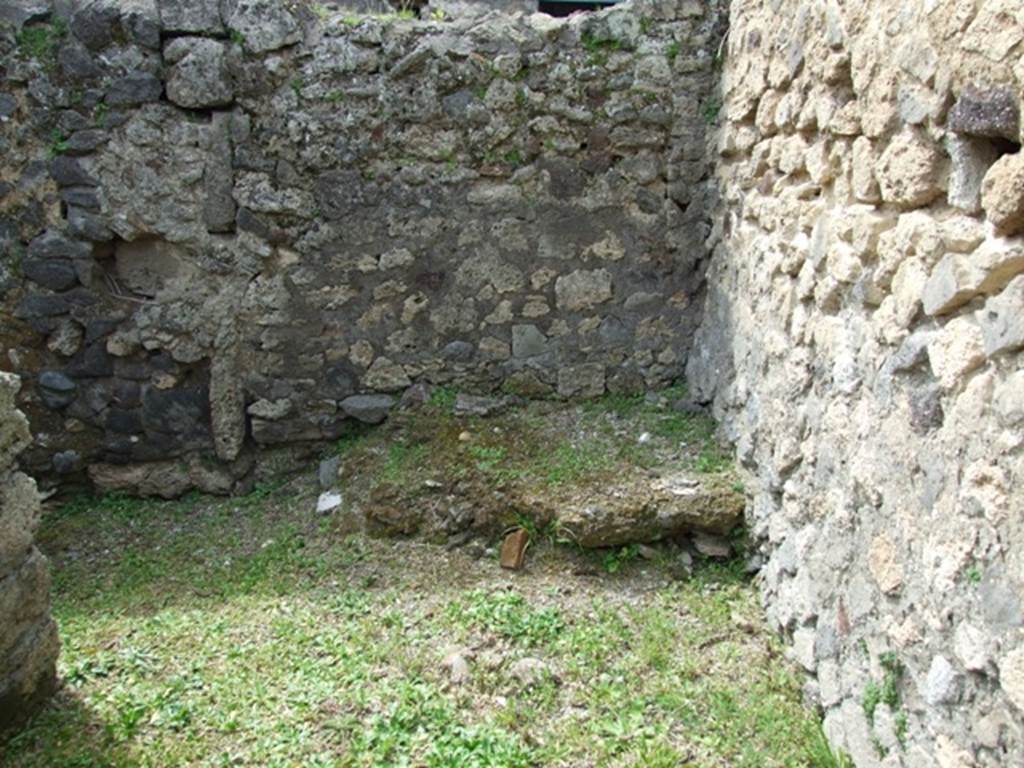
[458,431,472,442]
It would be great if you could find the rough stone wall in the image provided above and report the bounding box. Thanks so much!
[688,0,1024,765]
[0,0,723,494]
[0,372,58,734]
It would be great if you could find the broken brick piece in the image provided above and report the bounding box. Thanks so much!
[500,528,529,570]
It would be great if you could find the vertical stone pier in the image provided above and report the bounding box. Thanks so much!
[0,373,58,733]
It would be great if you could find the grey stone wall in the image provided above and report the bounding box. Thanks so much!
[0,372,58,734]
[0,0,723,495]
[688,0,1024,765]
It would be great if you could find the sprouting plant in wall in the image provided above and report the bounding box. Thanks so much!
[48,128,68,157]
[504,149,523,168]
[290,77,305,98]
[862,651,906,753]
[581,32,621,67]
[93,101,108,127]
[430,7,447,21]
[702,97,722,125]
[634,89,659,105]
[229,28,246,46]
[439,149,457,172]
[965,564,982,585]
[666,40,681,64]
[16,17,66,63]
[894,711,908,748]
[324,89,345,103]
[427,386,456,412]
[515,88,528,109]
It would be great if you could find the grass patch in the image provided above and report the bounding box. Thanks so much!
[6,484,836,768]
[428,385,457,413]
[451,589,564,646]
[382,439,430,482]
[537,441,614,486]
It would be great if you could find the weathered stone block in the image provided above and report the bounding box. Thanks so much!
[22,257,78,292]
[159,0,224,34]
[363,358,411,392]
[948,87,1020,142]
[557,363,605,399]
[222,0,301,53]
[927,317,986,390]
[203,113,237,233]
[946,134,1000,215]
[1001,645,1024,712]
[867,534,902,594]
[340,394,395,424]
[105,72,163,107]
[511,324,548,358]
[994,371,1024,426]
[977,276,1024,357]
[165,38,235,109]
[554,269,613,312]
[37,370,77,410]
[210,351,245,462]
[981,153,1024,237]
[850,136,880,203]
[875,129,944,209]
[922,241,1024,316]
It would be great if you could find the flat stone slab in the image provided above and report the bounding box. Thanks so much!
[340,394,395,424]
[541,471,744,549]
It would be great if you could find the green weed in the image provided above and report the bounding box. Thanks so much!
[332,422,374,456]
[93,101,108,127]
[602,543,640,574]
[428,385,457,413]
[538,441,613,486]
[702,97,722,125]
[16,18,66,63]
[581,32,621,67]
[453,589,564,646]
[466,444,508,473]
[862,653,903,727]
[965,565,982,584]
[382,440,429,482]
[49,128,68,157]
